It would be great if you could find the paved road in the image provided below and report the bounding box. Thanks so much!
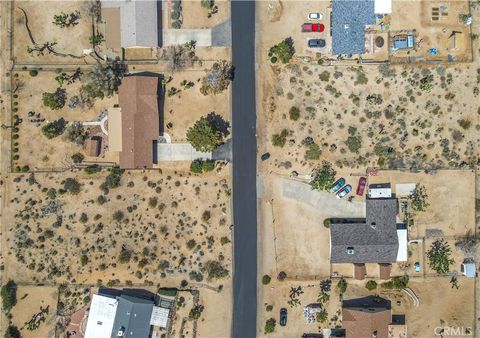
[231,1,257,338]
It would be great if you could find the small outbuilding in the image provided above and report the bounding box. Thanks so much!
[461,262,476,278]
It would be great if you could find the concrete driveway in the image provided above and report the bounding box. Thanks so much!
[282,178,366,218]
[163,29,212,46]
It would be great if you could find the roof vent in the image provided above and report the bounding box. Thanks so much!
[346,247,355,255]
[370,222,376,229]
[344,24,350,30]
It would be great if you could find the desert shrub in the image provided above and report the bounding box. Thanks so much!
[457,119,471,130]
[81,60,127,99]
[42,88,66,110]
[47,188,57,199]
[4,325,21,338]
[190,160,203,173]
[112,210,124,222]
[29,70,38,77]
[79,213,88,223]
[1,280,17,312]
[97,195,107,205]
[319,71,330,82]
[186,239,196,250]
[269,37,294,63]
[200,60,234,95]
[382,276,409,290]
[289,106,300,121]
[80,254,89,266]
[148,197,158,208]
[71,152,85,164]
[20,165,29,173]
[365,280,377,291]
[337,278,347,294]
[204,260,229,279]
[427,239,453,274]
[316,309,328,323]
[266,304,273,311]
[311,161,336,191]
[271,129,288,147]
[104,167,124,189]
[323,218,331,228]
[202,160,215,172]
[202,210,211,222]
[118,247,132,263]
[65,123,87,145]
[264,318,276,334]
[277,271,287,281]
[63,178,81,194]
[346,136,362,153]
[409,184,429,212]
[188,304,204,320]
[262,275,271,285]
[220,236,230,245]
[84,165,101,174]
[201,0,214,9]
[89,31,104,46]
[186,116,224,152]
[305,142,321,160]
[41,118,66,139]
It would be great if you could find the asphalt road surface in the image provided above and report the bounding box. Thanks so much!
[231,1,257,338]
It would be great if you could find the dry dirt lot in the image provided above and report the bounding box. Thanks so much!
[164,69,231,142]
[12,1,98,64]
[1,168,232,288]
[370,169,476,238]
[10,286,57,338]
[12,70,117,170]
[181,0,230,29]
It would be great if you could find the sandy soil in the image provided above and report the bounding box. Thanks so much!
[12,1,98,64]
[181,0,231,29]
[12,70,117,170]
[10,286,57,338]
[370,169,476,238]
[164,69,231,142]
[1,167,232,287]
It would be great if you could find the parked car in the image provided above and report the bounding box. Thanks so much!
[307,12,323,20]
[336,184,352,198]
[279,308,287,326]
[330,178,346,193]
[308,39,326,48]
[261,152,271,161]
[301,23,325,32]
[356,177,367,196]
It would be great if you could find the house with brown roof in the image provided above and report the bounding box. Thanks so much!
[342,296,406,338]
[109,76,160,169]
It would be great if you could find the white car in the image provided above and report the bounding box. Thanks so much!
[307,12,323,20]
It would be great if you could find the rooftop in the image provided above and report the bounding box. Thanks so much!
[331,0,375,55]
[330,198,399,263]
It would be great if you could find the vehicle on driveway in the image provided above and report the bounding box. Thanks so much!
[330,178,346,193]
[307,12,323,20]
[336,185,352,198]
[308,39,326,48]
[301,23,325,32]
[280,308,287,326]
[356,177,367,196]
[261,152,270,161]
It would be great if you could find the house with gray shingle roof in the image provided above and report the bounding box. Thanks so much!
[331,0,375,55]
[330,183,408,280]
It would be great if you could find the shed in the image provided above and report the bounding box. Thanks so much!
[85,137,102,157]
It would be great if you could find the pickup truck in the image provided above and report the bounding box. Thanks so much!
[301,23,325,32]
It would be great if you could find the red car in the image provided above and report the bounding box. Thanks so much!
[356,177,367,196]
[301,23,325,32]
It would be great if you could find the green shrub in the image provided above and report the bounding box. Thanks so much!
[29,70,38,77]
[262,275,271,285]
[365,280,377,291]
[202,160,215,172]
[289,106,300,121]
[271,129,288,147]
[63,177,81,194]
[319,71,330,82]
[346,136,362,153]
[188,304,204,320]
[42,118,66,139]
[42,88,66,110]
[71,152,84,164]
[204,260,229,279]
[190,160,203,173]
[4,325,21,338]
[186,116,224,152]
[264,318,276,334]
[311,161,336,191]
[1,280,17,312]
[269,38,294,64]
[84,165,101,174]
[112,210,124,222]
[323,218,331,228]
[337,278,348,294]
